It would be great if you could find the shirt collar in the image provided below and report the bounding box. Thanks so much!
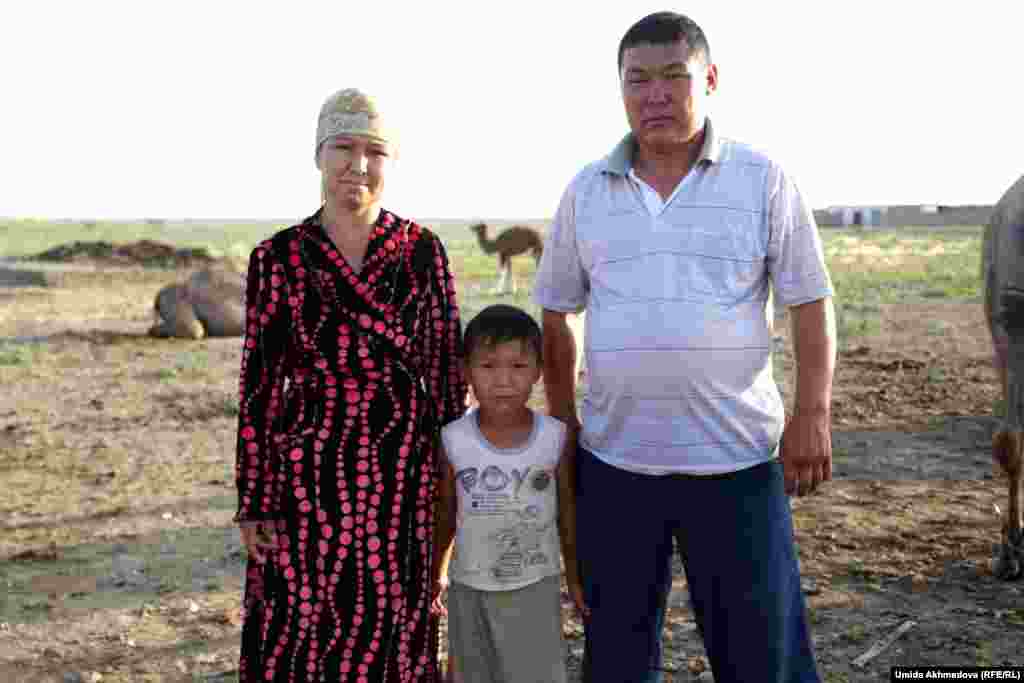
[602,117,721,176]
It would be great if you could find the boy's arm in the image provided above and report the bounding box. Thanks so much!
[555,429,588,617]
[432,442,457,592]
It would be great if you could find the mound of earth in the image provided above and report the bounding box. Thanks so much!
[30,240,216,268]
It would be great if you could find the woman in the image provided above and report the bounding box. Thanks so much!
[234,87,468,682]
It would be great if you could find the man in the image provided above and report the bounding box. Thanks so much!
[533,11,836,683]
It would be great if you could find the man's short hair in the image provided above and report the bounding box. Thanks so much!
[618,12,711,72]
[463,304,543,363]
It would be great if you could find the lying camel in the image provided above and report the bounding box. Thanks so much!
[983,172,1024,579]
[148,262,246,340]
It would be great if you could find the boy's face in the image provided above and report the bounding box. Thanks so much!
[465,339,541,417]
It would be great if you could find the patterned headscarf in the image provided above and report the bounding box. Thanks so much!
[314,88,397,168]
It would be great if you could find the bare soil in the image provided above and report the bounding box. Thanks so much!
[0,243,1020,682]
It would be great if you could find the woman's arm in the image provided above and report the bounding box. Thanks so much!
[235,242,291,526]
[424,235,469,426]
[431,442,457,616]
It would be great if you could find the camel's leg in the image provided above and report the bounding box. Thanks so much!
[992,429,1023,580]
[1008,439,1022,548]
[1002,293,1024,545]
[495,256,510,294]
[994,430,1023,541]
[991,290,1024,578]
[984,258,1010,407]
[998,360,1023,548]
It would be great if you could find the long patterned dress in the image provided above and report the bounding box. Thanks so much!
[234,207,467,682]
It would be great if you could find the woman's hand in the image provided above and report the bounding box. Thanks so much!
[240,521,278,563]
[430,576,449,617]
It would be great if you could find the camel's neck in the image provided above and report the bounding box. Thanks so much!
[475,230,499,254]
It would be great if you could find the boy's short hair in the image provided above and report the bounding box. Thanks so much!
[463,305,543,362]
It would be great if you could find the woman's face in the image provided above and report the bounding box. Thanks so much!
[318,134,395,213]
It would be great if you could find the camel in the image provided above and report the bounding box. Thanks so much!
[148,261,246,340]
[469,222,544,294]
[983,172,1024,580]
[466,222,586,379]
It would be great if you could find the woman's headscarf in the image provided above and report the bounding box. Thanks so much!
[314,88,398,169]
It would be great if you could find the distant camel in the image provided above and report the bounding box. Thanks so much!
[469,223,544,294]
[149,262,246,340]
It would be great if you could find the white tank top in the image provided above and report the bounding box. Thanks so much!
[442,408,567,591]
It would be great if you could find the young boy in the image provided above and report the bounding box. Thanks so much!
[431,304,587,683]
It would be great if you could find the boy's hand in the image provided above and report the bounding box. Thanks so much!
[567,579,590,620]
[430,576,449,617]
[239,521,278,563]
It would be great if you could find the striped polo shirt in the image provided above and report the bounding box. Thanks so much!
[533,118,834,475]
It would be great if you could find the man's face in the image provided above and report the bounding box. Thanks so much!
[620,40,717,150]
[318,134,395,213]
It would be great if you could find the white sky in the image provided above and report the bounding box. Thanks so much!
[2,1,1022,220]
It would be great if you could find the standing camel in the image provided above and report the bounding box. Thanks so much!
[469,222,544,294]
[467,221,585,380]
[983,172,1024,579]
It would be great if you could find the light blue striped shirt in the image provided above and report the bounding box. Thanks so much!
[533,119,833,475]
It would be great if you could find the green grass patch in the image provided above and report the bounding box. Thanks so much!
[830,561,885,593]
[834,303,883,342]
[841,623,868,643]
[824,227,982,306]
[823,673,851,683]
[821,226,983,344]
[0,516,239,625]
[174,350,210,374]
[220,394,240,417]
[0,341,45,367]
[155,351,212,382]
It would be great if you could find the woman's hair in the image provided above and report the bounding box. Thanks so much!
[463,304,543,362]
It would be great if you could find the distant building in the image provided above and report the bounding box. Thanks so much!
[813,204,992,228]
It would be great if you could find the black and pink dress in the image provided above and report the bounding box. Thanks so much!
[234,208,467,682]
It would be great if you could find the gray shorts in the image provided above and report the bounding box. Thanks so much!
[447,575,567,683]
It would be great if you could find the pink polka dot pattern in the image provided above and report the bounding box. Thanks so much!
[235,208,468,682]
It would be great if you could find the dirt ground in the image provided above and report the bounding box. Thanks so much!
[0,241,1021,682]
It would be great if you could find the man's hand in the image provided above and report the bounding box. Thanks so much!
[566,578,590,621]
[779,412,831,496]
[239,521,278,563]
[784,297,837,497]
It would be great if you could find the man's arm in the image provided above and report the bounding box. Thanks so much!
[556,431,588,617]
[781,296,838,495]
[542,310,581,430]
[790,296,837,417]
